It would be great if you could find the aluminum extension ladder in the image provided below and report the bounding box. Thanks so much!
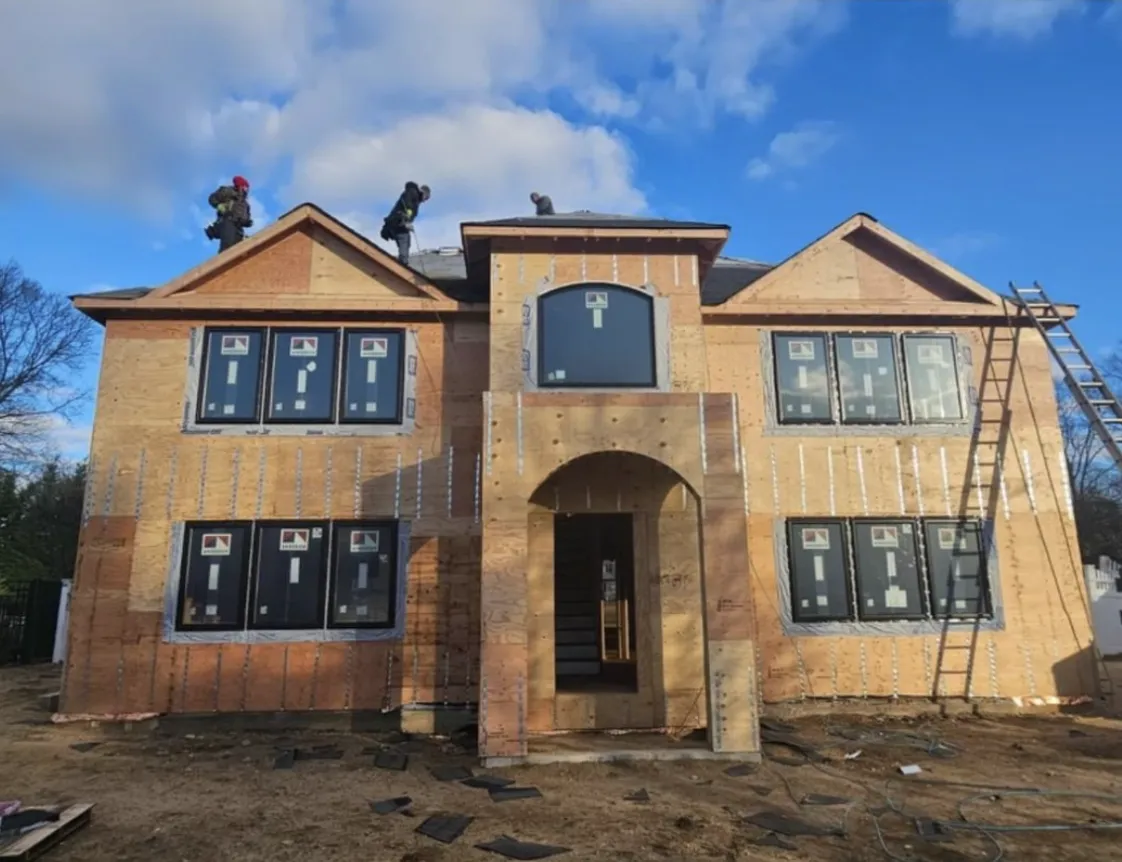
[1011,282,1122,471]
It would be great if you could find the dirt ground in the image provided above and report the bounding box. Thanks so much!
[3,666,1122,861]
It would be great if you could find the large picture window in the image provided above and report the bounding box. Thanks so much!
[785,517,993,625]
[538,284,656,388]
[770,331,965,427]
[194,326,407,427]
[173,519,401,634]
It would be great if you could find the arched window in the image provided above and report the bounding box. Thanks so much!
[538,284,657,388]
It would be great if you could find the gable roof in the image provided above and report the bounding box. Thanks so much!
[462,211,730,231]
[141,203,452,304]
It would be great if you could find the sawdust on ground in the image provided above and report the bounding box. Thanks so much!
[3,665,1122,861]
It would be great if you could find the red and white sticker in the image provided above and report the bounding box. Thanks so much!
[279,528,310,552]
[350,530,380,553]
[200,532,232,556]
[289,336,318,357]
[870,525,899,548]
[360,337,388,358]
[220,335,250,356]
[801,527,830,550]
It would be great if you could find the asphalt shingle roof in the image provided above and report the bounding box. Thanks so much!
[463,211,729,231]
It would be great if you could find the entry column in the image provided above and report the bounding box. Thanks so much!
[698,394,760,755]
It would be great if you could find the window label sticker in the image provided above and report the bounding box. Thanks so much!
[360,337,388,358]
[885,586,909,609]
[789,340,816,361]
[200,533,232,556]
[279,528,309,552]
[916,343,946,365]
[350,530,380,554]
[938,527,966,550]
[584,291,608,310]
[592,308,604,329]
[852,339,879,359]
[225,360,239,386]
[207,563,220,591]
[289,336,318,357]
[220,335,250,356]
[801,527,830,550]
[204,603,219,617]
[870,525,899,548]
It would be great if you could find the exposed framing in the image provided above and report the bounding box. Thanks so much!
[773,516,1005,637]
[761,329,978,438]
[162,519,411,644]
[182,325,418,437]
[521,280,672,393]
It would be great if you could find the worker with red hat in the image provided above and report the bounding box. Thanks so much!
[205,175,254,252]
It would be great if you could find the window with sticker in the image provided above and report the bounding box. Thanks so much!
[786,520,852,622]
[252,523,328,629]
[340,331,405,423]
[176,523,251,630]
[852,521,925,619]
[903,335,963,422]
[773,334,832,423]
[538,284,656,387]
[835,335,902,424]
[329,523,398,627]
[198,330,265,422]
[268,330,339,422]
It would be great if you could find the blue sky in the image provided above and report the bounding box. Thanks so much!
[1,0,1120,461]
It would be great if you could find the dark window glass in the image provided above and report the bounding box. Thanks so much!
[923,520,989,618]
[177,524,250,629]
[538,285,656,387]
[904,335,963,422]
[852,521,925,619]
[251,523,327,629]
[787,521,851,622]
[329,523,397,627]
[341,330,404,423]
[199,330,264,422]
[836,335,902,424]
[774,334,831,423]
[267,331,338,422]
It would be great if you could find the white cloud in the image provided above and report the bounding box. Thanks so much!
[949,0,1083,40]
[0,0,846,236]
[747,120,840,181]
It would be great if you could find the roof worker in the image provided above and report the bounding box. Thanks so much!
[205,175,253,253]
[530,191,554,216]
[380,181,431,266]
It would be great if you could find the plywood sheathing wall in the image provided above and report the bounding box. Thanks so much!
[478,240,760,759]
[705,319,1096,704]
[61,315,490,716]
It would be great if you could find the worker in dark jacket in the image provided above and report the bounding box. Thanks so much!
[530,191,554,215]
[205,175,253,252]
[380,181,431,265]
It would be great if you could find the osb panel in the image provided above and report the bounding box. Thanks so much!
[187,228,314,297]
[308,227,427,300]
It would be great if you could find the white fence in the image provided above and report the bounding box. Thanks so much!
[1084,557,1122,657]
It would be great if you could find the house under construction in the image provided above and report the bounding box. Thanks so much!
[64,204,1104,763]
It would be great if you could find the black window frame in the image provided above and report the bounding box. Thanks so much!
[922,518,992,621]
[264,328,342,425]
[850,518,928,621]
[327,520,400,630]
[833,333,905,427]
[175,520,253,632]
[901,333,965,425]
[247,520,330,631]
[786,518,855,623]
[195,327,268,425]
[337,329,407,426]
[537,283,658,389]
[773,332,835,426]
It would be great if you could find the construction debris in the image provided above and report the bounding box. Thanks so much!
[0,804,93,861]
[415,813,473,844]
[489,786,543,803]
[476,834,571,859]
[369,796,412,816]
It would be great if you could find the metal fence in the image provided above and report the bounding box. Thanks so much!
[0,580,63,665]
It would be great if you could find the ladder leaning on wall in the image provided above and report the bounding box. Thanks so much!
[1012,282,1122,471]
[1012,281,1120,707]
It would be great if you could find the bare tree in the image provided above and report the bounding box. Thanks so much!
[0,260,95,465]
[1056,382,1111,499]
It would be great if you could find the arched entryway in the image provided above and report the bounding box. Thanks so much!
[525,451,708,733]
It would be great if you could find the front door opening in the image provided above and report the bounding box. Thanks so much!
[553,513,638,693]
